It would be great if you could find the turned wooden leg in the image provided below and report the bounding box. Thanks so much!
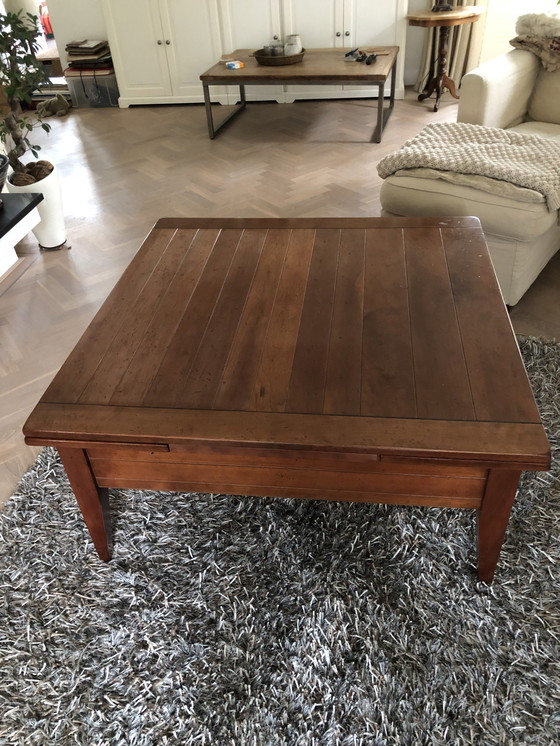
[58,447,113,561]
[477,468,522,583]
[442,74,459,99]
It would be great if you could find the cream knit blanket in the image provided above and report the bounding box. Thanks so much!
[377,122,560,211]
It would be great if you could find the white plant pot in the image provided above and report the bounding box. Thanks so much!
[7,166,66,250]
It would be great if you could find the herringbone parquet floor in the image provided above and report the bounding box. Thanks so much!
[1,90,559,509]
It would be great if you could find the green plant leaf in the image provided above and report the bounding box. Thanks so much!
[0,9,54,169]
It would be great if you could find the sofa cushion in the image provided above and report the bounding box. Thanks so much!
[528,69,560,124]
[510,120,560,141]
[379,173,556,241]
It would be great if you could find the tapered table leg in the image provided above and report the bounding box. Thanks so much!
[477,468,522,583]
[58,447,112,561]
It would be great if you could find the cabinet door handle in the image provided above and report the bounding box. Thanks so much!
[345,31,350,36]
[273,35,279,40]
[165,39,171,45]
[157,39,162,45]
[336,31,341,37]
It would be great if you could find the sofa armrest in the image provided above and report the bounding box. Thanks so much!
[457,50,540,129]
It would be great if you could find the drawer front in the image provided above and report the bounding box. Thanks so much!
[86,444,487,508]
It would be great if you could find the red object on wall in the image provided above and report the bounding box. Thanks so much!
[39,2,54,39]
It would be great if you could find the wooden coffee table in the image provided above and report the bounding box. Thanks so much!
[200,47,398,142]
[23,217,550,582]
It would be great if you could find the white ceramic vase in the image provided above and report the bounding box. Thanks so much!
[7,165,66,249]
[284,34,302,56]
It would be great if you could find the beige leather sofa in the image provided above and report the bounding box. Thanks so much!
[380,49,560,305]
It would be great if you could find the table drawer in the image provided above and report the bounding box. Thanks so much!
[86,444,487,508]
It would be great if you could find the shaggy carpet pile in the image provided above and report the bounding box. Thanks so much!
[0,337,558,745]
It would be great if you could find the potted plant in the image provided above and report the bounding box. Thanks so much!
[0,9,66,248]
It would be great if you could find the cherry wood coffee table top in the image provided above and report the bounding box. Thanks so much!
[23,217,550,581]
[25,216,548,466]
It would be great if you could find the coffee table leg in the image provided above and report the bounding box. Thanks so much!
[477,468,522,583]
[58,447,112,561]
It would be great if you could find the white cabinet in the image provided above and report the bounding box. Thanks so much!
[102,0,224,107]
[283,0,342,49]
[218,0,285,102]
[218,0,282,50]
[282,0,407,100]
[102,0,407,108]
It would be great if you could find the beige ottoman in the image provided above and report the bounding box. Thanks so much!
[380,172,560,306]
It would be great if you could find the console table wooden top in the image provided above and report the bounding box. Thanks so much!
[407,6,484,28]
[201,47,399,83]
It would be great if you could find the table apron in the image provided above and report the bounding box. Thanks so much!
[78,442,491,509]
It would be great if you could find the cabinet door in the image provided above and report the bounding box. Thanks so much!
[343,0,406,98]
[161,0,224,102]
[102,0,172,106]
[343,0,406,48]
[219,0,282,50]
[218,0,284,102]
[282,0,405,101]
[282,0,344,101]
[282,0,343,48]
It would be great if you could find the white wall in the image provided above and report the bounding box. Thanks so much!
[404,0,560,85]
[479,0,559,64]
[42,0,107,68]
[5,0,36,15]
[4,0,429,87]
[403,0,428,86]
[11,1,560,89]
[36,0,422,84]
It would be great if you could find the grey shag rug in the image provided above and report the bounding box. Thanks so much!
[1,337,559,746]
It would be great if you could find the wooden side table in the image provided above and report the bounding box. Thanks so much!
[407,5,484,111]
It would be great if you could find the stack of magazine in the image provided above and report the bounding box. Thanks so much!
[65,40,113,72]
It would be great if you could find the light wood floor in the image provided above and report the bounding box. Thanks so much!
[1,90,559,509]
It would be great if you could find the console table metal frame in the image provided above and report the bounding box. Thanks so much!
[200,47,398,143]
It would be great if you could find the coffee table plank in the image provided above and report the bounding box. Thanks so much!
[213,229,291,411]
[177,229,267,409]
[404,227,475,421]
[324,228,365,415]
[287,229,340,413]
[254,229,315,412]
[80,228,200,405]
[45,227,178,403]
[144,229,243,406]
[361,227,416,418]
[443,225,543,424]
[110,228,228,406]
